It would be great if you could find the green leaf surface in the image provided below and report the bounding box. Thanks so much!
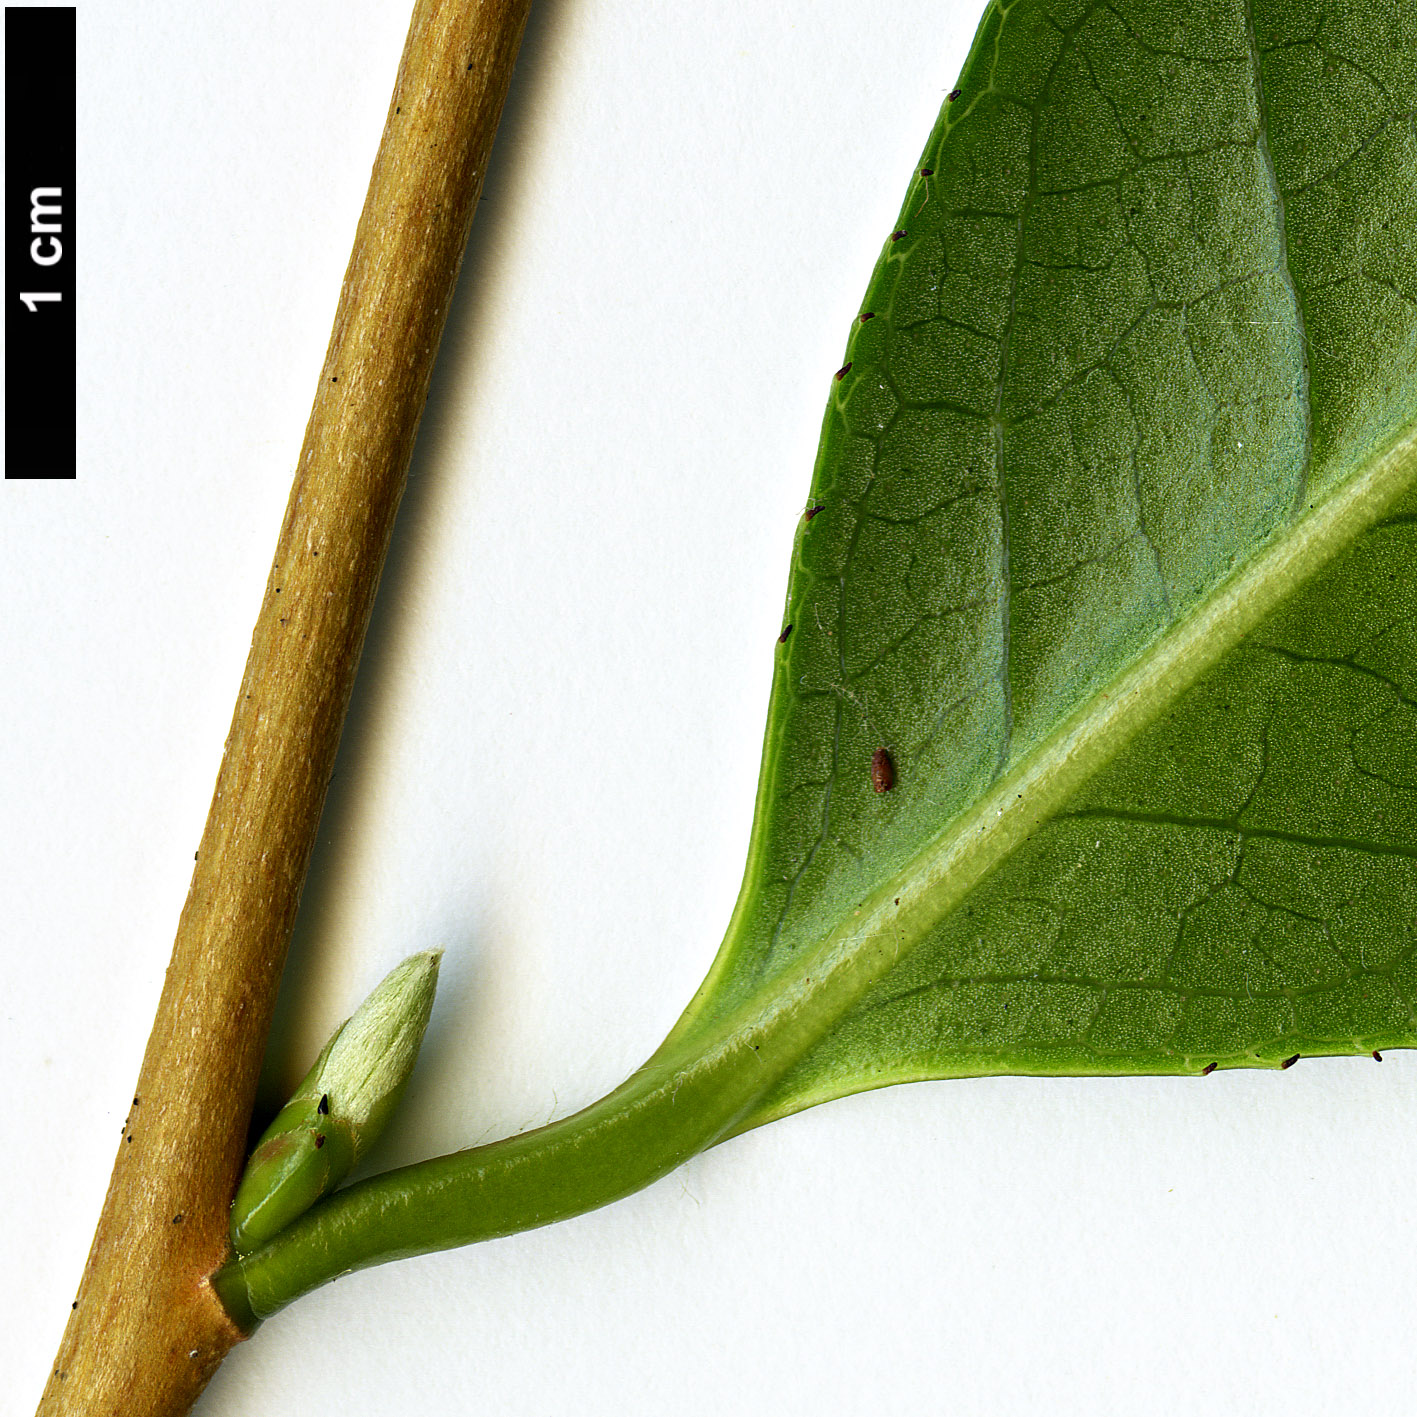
[667,0,1417,1119]
[218,0,1417,1321]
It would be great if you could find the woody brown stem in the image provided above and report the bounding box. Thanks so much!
[38,3,532,1413]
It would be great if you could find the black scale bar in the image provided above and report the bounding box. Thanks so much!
[6,6,76,480]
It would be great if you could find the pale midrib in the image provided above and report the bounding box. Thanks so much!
[724,417,1417,1127]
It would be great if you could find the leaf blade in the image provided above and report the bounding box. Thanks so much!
[739,480,1417,1127]
[669,0,1417,1108]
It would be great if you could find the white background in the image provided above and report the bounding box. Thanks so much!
[5,2,1417,1413]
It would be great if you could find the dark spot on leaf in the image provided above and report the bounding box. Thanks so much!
[778,624,793,644]
[836,362,852,381]
[947,89,961,102]
[860,311,875,322]
[318,1093,329,1116]
[871,747,895,793]
[1281,1053,1300,1069]
[804,504,825,522]
[315,1134,326,1149]
[1201,1062,1216,1076]
[890,229,907,242]
[1373,1050,1383,1062]
[920,167,934,176]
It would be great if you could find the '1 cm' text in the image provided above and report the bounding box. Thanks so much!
[20,187,63,311]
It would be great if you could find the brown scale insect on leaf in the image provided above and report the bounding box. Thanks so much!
[871,747,894,794]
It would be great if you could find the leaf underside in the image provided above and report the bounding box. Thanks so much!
[672,0,1417,1123]
[209,0,1417,1322]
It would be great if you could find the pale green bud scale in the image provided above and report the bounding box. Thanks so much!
[229,949,441,1255]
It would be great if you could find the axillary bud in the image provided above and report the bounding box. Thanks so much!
[230,949,442,1254]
